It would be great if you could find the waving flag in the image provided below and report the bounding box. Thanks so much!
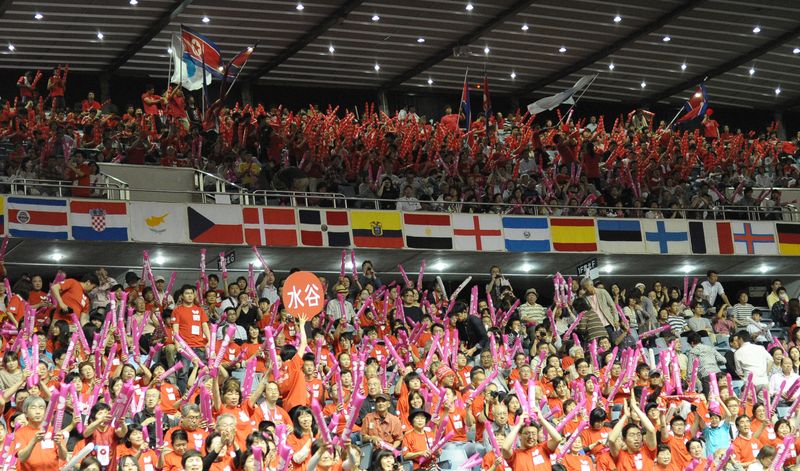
[170,33,211,91]
[180,25,224,78]
[459,71,471,130]
[224,44,256,79]
[527,75,595,115]
[676,84,708,124]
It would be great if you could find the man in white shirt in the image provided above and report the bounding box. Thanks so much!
[218,283,241,312]
[732,330,773,388]
[769,357,800,402]
[396,185,422,212]
[700,270,730,310]
[745,310,773,344]
[256,269,279,304]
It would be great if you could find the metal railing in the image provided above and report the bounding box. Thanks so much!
[3,178,797,222]
[8,175,130,200]
[193,169,254,205]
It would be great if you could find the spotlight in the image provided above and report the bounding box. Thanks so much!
[681,63,687,71]
[608,63,615,70]
[663,36,671,42]
[558,46,567,53]
[374,63,380,71]
[510,71,516,79]
[34,12,43,20]
[613,15,622,23]
[295,3,304,11]
[371,14,380,21]
[521,23,529,31]
[328,45,335,53]
[202,16,210,23]
[753,26,761,33]
[465,2,474,11]
[417,37,425,43]
[427,78,433,85]
[640,81,646,88]
[97,32,104,40]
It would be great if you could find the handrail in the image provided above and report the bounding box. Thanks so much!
[96,172,130,201]
[3,179,796,222]
[7,177,129,200]
[193,169,253,205]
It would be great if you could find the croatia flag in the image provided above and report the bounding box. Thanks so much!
[676,84,709,124]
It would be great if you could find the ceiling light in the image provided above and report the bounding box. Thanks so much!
[427,77,433,85]
[252,259,263,269]
[681,63,687,71]
[613,15,622,23]
[374,63,380,71]
[295,2,304,11]
[417,37,425,43]
[7,44,14,52]
[167,47,172,54]
[640,80,646,88]
[680,264,694,274]
[34,12,43,20]
[465,2,474,11]
[753,26,761,34]
[154,255,165,265]
[433,262,448,271]
[129,0,138,5]
[371,14,380,21]
[97,32,104,40]
[510,71,516,79]
[202,15,210,23]
[794,47,800,54]
[51,253,64,262]
[749,67,755,75]
[483,46,490,54]
[558,46,567,53]
[601,264,614,273]
[662,36,671,42]
[759,265,770,273]
[775,87,781,95]
[521,23,529,31]
[608,63,615,70]
[328,44,335,53]
[694,91,702,98]
[520,263,534,272]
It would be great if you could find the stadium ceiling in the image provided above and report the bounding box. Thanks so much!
[1,0,800,110]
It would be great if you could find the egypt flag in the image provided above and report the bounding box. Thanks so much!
[688,221,734,255]
[403,213,453,250]
[70,200,129,241]
[243,207,298,247]
[550,218,597,252]
[180,25,224,78]
[7,197,68,239]
[351,211,403,249]
[596,219,643,254]
[776,223,800,255]
[298,209,350,247]
[187,204,244,244]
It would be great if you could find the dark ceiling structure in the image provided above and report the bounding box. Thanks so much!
[0,0,799,110]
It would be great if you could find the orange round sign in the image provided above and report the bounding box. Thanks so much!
[281,271,325,318]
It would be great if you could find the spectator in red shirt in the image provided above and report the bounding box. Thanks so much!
[81,92,102,113]
[141,85,164,116]
[16,71,34,104]
[440,106,461,133]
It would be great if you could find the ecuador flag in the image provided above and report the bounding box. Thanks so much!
[351,210,404,249]
[550,218,597,252]
[776,223,800,255]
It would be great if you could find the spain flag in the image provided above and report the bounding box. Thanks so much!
[551,218,598,252]
[351,210,404,249]
[776,223,800,255]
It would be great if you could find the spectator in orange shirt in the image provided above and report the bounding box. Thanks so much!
[501,405,562,471]
[12,396,68,471]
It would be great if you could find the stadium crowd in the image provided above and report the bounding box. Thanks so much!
[0,255,798,471]
[1,69,799,218]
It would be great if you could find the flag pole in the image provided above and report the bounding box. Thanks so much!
[222,45,257,102]
[177,34,183,89]
[201,43,207,115]
[166,38,174,92]
[456,66,469,121]
[557,73,598,126]
[666,106,685,129]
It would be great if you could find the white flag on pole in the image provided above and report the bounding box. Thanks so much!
[526,75,596,115]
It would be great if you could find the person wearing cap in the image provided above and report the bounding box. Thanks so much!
[401,409,435,470]
[124,271,143,297]
[698,398,733,456]
[517,288,545,325]
[358,377,396,427]
[360,393,402,458]
[326,284,355,323]
[154,275,175,310]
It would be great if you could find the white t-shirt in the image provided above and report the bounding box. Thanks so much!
[701,280,725,306]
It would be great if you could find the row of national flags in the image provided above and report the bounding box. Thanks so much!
[2,196,800,256]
